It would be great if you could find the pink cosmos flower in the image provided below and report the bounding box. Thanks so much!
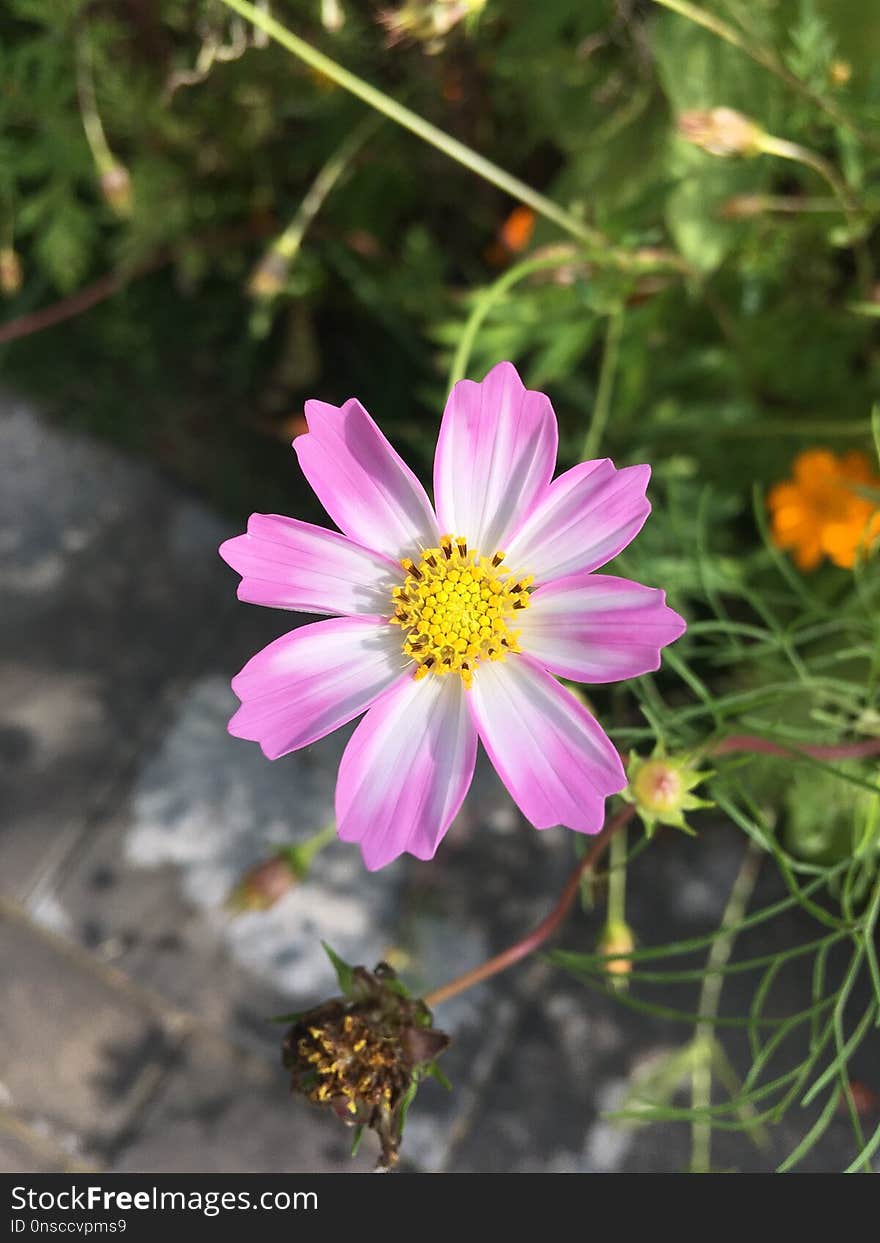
[220,362,685,871]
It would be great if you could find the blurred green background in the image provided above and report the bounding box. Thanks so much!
[2,0,878,520]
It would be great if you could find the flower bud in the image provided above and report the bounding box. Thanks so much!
[838,1081,879,1119]
[378,1,485,52]
[597,920,635,992]
[248,249,290,299]
[677,108,763,158]
[228,825,336,912]
[321,0,345,32]
[227,854,298,912]
[829,59,852,88]
[0,247,23,296]
[624,750,712,837]
[100,163,133,218]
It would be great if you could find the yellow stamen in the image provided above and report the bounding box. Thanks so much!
[392,534,532,689]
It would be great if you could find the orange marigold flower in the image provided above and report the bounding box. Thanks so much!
[767,449,880,571]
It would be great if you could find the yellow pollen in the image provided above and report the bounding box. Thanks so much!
[391,534,532,689]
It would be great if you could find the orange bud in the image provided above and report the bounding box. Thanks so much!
[499,206,536,254]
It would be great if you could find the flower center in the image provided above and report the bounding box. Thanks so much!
[292,1011,406,1114]
[390,534,532,689]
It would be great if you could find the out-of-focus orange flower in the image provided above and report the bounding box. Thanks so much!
[485,205,536,267]
[768,449,880,571]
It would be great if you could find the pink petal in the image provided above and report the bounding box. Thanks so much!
[468,655,625,833]
[294,398,438,562]
[433,361,558,554]
[229,617,408,760]
[504,460,651,583]
[219,514,401,617]
[518,574,686,683]
[336,675,478,871]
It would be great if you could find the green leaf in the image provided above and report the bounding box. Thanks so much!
[268,1010,306,1024]
[423,1061,453,1092]
[321,941,356,996]
[396,1080,419,1139]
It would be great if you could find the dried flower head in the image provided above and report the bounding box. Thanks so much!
[282,952,449,1168]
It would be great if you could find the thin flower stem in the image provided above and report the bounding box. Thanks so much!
[606,815,628,929]
[270,115,381,265]
[581,305,624,461]
[75,29,116,176]
[251,114,381,298]
[282,820,338,870]
[690,841,762,1173]
[423,732,878,1010]
[217,0,607,252]
[648,0,876,148]
[447,252,581,388]
[423,804,637,1008]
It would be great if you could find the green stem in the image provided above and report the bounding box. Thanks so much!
[690,842,762,1173]
[281,821,337,874]
[252,114,381,298]
[581,305,624,460]
[217,0,606,250]
[75,29,116,175]
[448,251,581,387]
[607,816,628,930]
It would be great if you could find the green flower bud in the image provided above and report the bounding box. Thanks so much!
[624,750,713,837]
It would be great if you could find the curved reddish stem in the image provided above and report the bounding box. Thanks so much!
[0,269,134,345]
[0,218,274,347]
[711,734,880,762]
[423,804,636,1008]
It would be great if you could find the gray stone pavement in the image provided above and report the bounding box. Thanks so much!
[1,395,872,1173]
